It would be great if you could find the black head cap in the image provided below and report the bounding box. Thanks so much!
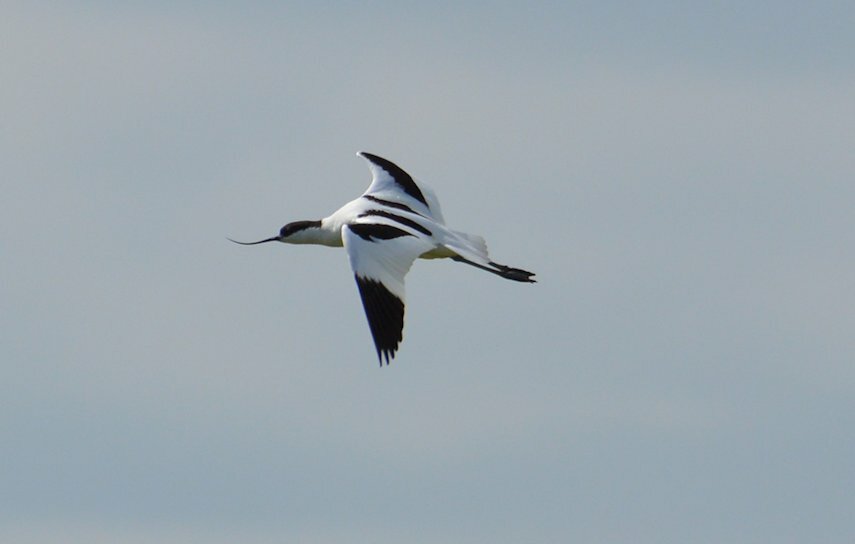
[280,220,322,238]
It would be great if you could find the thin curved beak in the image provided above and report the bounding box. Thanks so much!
[227,236,281,245]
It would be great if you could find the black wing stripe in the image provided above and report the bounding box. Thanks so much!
[362,152,429,207]
[354,276,405,365]
[363,195,420,215]
[348,223,414,241]
[358,210,432,237]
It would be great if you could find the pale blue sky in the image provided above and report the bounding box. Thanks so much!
[2,2,854,542]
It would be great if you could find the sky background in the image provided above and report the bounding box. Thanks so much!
[2,2,854,542]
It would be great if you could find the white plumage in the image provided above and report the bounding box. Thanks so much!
[231,152,536,364]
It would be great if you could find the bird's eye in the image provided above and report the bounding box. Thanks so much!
[279,225,289,237]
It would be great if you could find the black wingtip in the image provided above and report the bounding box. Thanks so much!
[374,345,393,366]
[377,349,395,367]
[358,152,429,207]
[354,275,405,366]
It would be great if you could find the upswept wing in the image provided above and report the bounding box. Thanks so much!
[342,221,436,365]
[357,151,446,224]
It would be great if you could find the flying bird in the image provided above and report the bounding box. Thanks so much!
[230,152,535,365]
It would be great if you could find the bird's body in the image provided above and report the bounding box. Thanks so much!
[231,152,535,364]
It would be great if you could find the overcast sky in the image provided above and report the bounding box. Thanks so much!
[2,2,854,543]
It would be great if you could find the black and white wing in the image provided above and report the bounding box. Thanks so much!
[342,221,436,365]
[357,151,446,224]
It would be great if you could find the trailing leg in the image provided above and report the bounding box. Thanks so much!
[452,256,536,283]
